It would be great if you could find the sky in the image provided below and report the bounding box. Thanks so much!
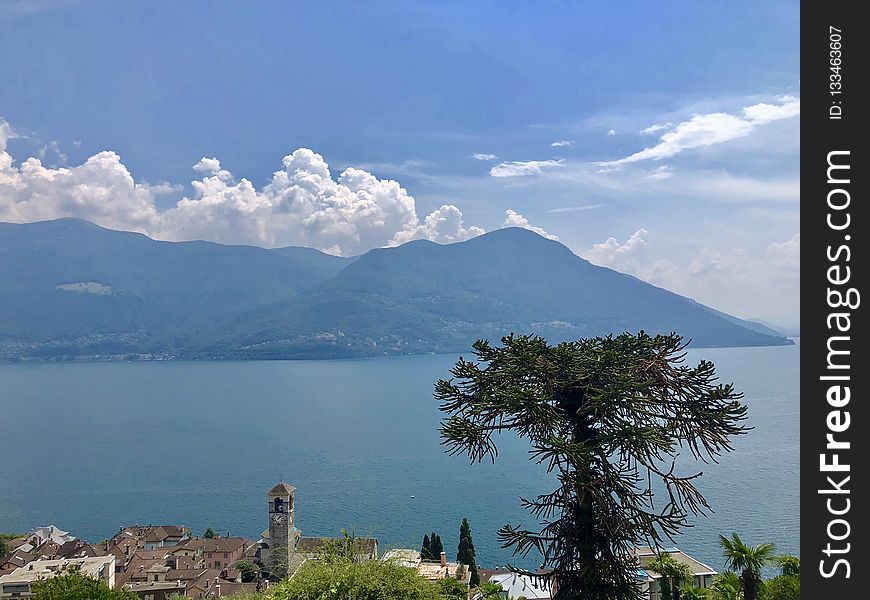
[0,0,800,327]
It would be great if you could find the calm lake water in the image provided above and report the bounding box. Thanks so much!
[0,344,798,572]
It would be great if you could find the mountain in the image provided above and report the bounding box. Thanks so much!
[0,219,344,358]
[698,304,787,338]
[0,219,792,360]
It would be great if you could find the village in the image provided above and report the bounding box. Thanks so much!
[0,482,720,600]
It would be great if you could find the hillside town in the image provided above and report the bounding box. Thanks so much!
[0,482,719,600]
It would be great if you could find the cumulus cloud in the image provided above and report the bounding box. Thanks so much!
[0,118,486,256]
[582,228,800,323]
[389,203,485,246]
[490,159,565,178]
[582,229,660,277]
[551,140,574,147]
[600,96,800,167]
[606,129,617,136]
[471,153,498,161]
[743,95,801,124]
[502,209,558,240]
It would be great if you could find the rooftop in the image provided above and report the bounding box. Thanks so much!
[634,547,718,577]
[0,556,114,585]
[268,482,296,496]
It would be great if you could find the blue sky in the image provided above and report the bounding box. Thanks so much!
[0,0,799,327]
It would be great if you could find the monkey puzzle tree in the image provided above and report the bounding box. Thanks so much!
[436,332,749,600]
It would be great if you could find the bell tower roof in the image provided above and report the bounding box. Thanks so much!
[268,482,296,496]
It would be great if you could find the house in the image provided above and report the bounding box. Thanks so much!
[485,571,552,600]
[172,538,250,570]
[0,555,115,599]
[124,580,186,600]
[25,526,75,548]
[634,546,718,599]
[111,525,191,551]
[414,552,471,585]
[382,548,421,568]
[0,550,34,575]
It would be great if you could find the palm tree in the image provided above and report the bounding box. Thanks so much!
[718,534,775,600]
[475,581,504,599]
[680,585,710,600]
[711,571,743,600]
[648,553,695,600]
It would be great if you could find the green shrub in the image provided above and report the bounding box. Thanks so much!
[271,559,443,600]
[31,569,137,600]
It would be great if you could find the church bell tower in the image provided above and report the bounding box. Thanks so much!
[267,481,298,577]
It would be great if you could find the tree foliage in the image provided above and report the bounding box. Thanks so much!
[648,553,694,600]
[437,332,748,600]
[759,556,799,600]
[422,532,444,561]
[719,534,775,600]
[759,575,799,600]
[317,529,366,563]
[204,527,217,539]
[270,558,443,600]
[233,560,260,583]
[437,577,468,599]
[457,518,480,586]
[431,533,444,560]
[475,581,504,599]
[711,571,743,600]
[679,586,710,600]
[31,568,137,600]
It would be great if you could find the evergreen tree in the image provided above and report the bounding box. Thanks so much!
[431,533,444,559]
[437,332,748,600]
[203,527,217,539]
[457,518,480,586]
[421,533,431,560]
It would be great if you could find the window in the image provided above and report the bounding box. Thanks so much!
[223,553,228,558]
[274,498,284,513]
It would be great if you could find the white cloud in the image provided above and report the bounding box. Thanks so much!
[38,141,67,165]
[606,129,617,136]
[641,122,672,135]
[581,228,800,323]
[743,95,801,124]
[490,159,565,178]
[546,204,605,213]
[0,117,487,256]
[645,165,673,180]
[551,140,574,147]
[471,153,498,161]
[582,229,662,278]
[600,96,799,167]
[389,203,485,246]
[767,233,800,268]
[502,209,558,240]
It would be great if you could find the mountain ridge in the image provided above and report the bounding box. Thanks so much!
[0,218,792,360]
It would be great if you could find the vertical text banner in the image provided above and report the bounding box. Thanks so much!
[803,2,867,596]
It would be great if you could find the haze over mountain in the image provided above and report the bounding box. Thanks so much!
[0,219,791,360]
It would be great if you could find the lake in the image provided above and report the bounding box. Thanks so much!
[0,343,799,573]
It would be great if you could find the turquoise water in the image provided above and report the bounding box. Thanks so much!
[0,344,798,572]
